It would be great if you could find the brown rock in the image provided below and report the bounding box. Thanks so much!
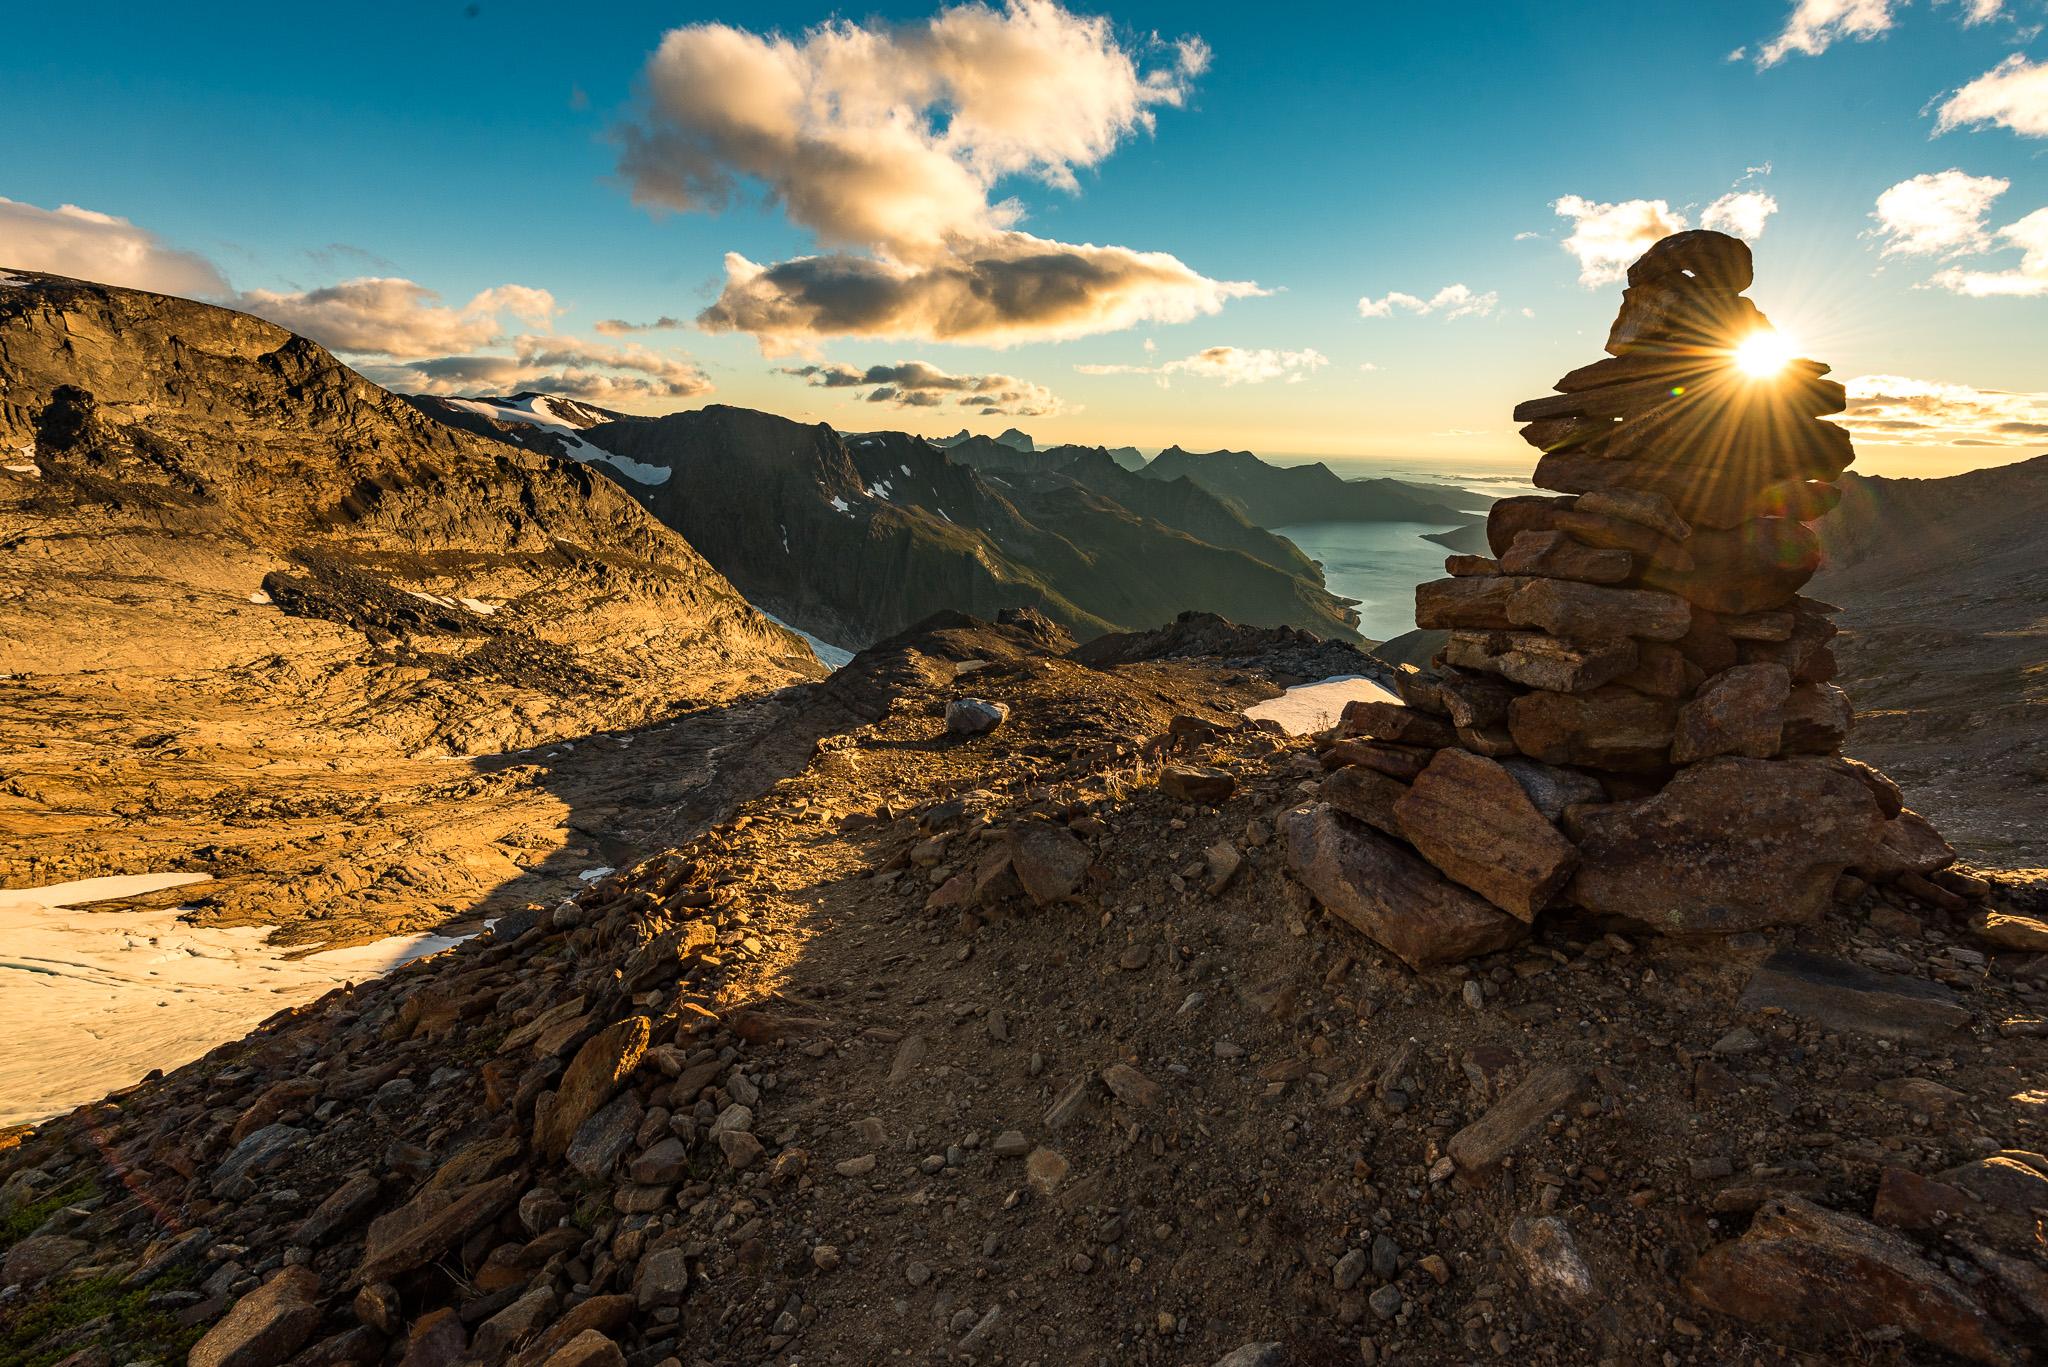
[189,1267,323,1367]
[1337,700,1456,749]
[1969,908,2048,953]
[1444,553,1500,576]
[507,1295,634,1367]
[1639,518,1820,614]
[1448,1065,1584,1172]
[1434,669,1518,730]
[1008,820,1092,904]
[357,1173,526,1286]
[1854,810,1956,880]
[1101,1064,1163,1109]
[1832,755,1904,819]
[1736,950,1969,1041]
[1159,762,1235,804]
[1605,278,1764,355]
[1612,640,1692,698]
[1414,575,1532,629]
[1871,1166,1978,1235]
[1479,632,1637,694]
[1484,495,1576,557]
[1626,229,1753,291]
[1684,1196,2009,1365]
[1321,765,1408,836]
[397,1308,467,1367]
[1395,750,1577,921]
[1568,757,1884,932]
[539,1331,626,1367]
[1507,686,1677,774]
[1498,757,1607,823]
[535,1016,649,1160]
[1497,530,1631,584]
[1320,739,1434,780]
[1506,1216,1597,1305]
[1508,578,1690,644]
[1574,488,1691,542]
[1551,506,1693,571]
[1282,804,1524,970]
[1779,681,1852,753]
[1671,663,1790,763]
[0,1234,87,1287]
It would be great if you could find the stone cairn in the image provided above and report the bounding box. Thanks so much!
[1285,229,1970,969]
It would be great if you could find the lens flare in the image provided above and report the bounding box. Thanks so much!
[1733,329,1797,378]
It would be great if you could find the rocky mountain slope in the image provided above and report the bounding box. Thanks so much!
[1140,446,1475,527]
[0,271,819,942]
[483,404,1362,650]
[2,611,2041,1367]
[1812,455,2048,868]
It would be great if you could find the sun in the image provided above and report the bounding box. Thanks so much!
[1733,328,1798,378]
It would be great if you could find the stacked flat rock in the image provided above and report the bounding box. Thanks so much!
[1285,230,1965,966]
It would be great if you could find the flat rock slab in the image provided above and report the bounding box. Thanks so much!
[1283,803,1523,970]
[189,1266,323,1367]
[1685,1196,2009,1365]
[1395,750,1577,921]
[1737,950,1969,1042]
[1448,1064,1585,1173]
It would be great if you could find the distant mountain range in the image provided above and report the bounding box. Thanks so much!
[1141,445,1474,527]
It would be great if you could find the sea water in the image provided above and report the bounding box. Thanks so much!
[1279,520,1466,644]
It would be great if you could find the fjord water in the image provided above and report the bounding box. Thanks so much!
[1279,519,1468,644]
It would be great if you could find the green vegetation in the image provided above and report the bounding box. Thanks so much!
[0,1267,203,1367]
[0,1175,100,1249]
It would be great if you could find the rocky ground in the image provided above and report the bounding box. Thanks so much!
[3,614,2042,1366]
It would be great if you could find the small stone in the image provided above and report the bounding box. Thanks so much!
[1334,1248,1369,1290]
[1367,1284,1403,1321]
[1101,1064,1163,1109]
[1025,1147,1070,1196]
[1370,1233,1400,1279]
[1507,1216,1595,1305]
[835,1154,877,1177]
[992,1129,1031,1158]
[946,697,1009,737]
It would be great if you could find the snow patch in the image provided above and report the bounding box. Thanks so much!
[458,597,499,616]
[447,396,671,486]
[829,496,852,516]
[577,866,616,883]
[0,874,473,1127]
[1242,675,1400,737]
[900,464,913,477]
[759,609,855,670]
[587,450,671,486]
[247,590,272,605]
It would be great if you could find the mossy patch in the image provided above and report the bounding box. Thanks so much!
[0,1266,203,1367]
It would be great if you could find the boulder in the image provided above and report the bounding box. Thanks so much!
[1320,738,1435,780]
[534,1016,650,1160]
[1685,1197,2009,1365]
[1626,229,1753,291]
[1574,487,1691,542]
[1394,750,1578,921]
[1007,820,1092,903]
[945,697,1009,737]
[357,1172,526,1285]
[1780,681,1852,753]
[1282,804,1524,970]
[1320,764,1407,836]
[1736,950,1969,1042]
[1508,579,1691,644]
[1,1233,87,1287]
[1854,810,1956,881]
[1670,663,1789,763]
[189,1267,324,1367]
[1567,757,1884,932]
[1159,762,1235,804]
[1639,518,1820,615]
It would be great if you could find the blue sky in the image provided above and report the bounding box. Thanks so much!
[2,1,2044,474]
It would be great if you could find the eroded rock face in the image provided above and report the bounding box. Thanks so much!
[1685,1197,2011,1365]
[1567,757,1883,933]
[1282,804,1523,969]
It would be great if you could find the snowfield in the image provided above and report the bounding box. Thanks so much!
[0,874,473,1127]
[759,609,854,670]
[446,395,672,486]
[1242,674,1399,735]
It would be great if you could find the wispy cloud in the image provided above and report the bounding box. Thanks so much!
[233,278,559,359]
[366,335,714,402]
[1077,344,1328,386]
[1552,195,1690,286]
[1935,54,2048,138]
[1357,284,1498,320]
[0,196,229,297]
[612,3,1256,352]
[782,359,1060,415]
[1551,179,1779,287]
[1838,373,2048,445]
[1751,0,1901,68]
[1870,169,2009,256]
[593,315,686,335]
[1929,207,2048,297]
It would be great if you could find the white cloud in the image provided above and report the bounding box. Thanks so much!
[614,3,1252,349]
[0,196,229,297]
[1935,54,2048,138]
[1752,0,1901,67]
[1701,189,1781,240]
[1357,283,1498,320]
[234,277,561,359]
[1870,170,2009,256]
[1837,372,2048,445]
[1552,195,1689,286]
[1950,0,2006,23]
[781,359,1061,415]
[1929,206,2048,297]
[1076,344,1327,387]
[366,334,713,402]
[594,315,686,335]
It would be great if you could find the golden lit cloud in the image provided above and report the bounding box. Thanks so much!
[0,196,228,297]
[235,277,561,359]
[363,335,713,402]
[781,359,1061,415]
[1357,284,1498,320]
[1837,373,2048,446]
[614,2,1252,350]
[1077,344,1328,386]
